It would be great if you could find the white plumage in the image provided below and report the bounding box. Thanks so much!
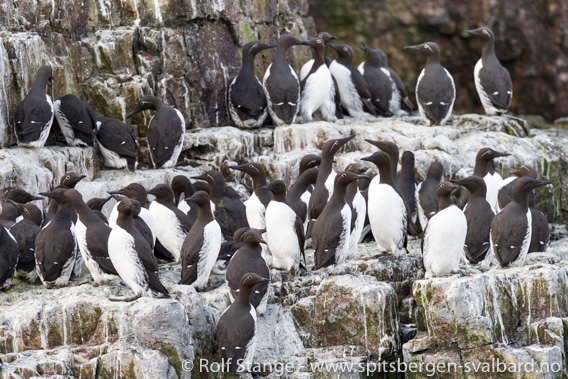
[347,190,366,258]
[149,201,186,262]
[334,203,352,265]
[265,201,300,273]
[18,94,54,148]
[192,221,222,290]
[329,61,367,117]
[299,64,336,122]
[423,205,467,278]
[483,172,503,213]
[109,205,156,247]
[75,220,116,284]
[474,60,504,116]
[245,193,266,230]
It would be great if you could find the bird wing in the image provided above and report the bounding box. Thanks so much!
[97,119,138,158]
[478,64,513,111]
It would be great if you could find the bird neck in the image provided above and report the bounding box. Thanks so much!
[197,203,214,223]
[253,176,267,196]
[437,195,454,211]
[117,211,135,231]
[271,192,286,203]
[481,39,496,61]
[311,47,326,72]
[425,54,440,66]
[331,184,347,203]
[379,166,396,187]
[241,53,256,75]
[513,191,530,210]
[73,199,99,224]
[54,202,75,221]
[237,285,253,306]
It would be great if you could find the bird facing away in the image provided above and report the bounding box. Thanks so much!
[96,116,138,172]
[228,41,276,128]
[404,42,455,125]
[466,27,513,115]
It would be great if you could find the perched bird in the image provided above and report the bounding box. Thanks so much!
[345,163,367,257]
[216,273,269,374]
[229,162,271,230]
[9,202,41,283]
[0,224,19,290]
[86,196,112,224]
[64,189,118,284]
[287,167,319,232]
[299,37,337,122]
[358,44,394,116]
[228,41,275,128]
[43,172,87,226]
[328,43,378,117]
[312,171,366,269]
[14,65,54,148]
[362,152,409,256]
[147,184,193,263]
[179,191,222,290]
[192,170,248,240]
[466,27,513,115]
[215,227,250,274]
[35,188,79,288]
[6,188,43,224]
[263,34,306,125]
[300,31,336,80]
[263,180,304,275]
[459,148,510,212]
[417,161,444,229]
[0,200,19,229]
[299,154,322,176]
[53,94,97,146]
[95,117,138,172]
[172,175,196,211]
[398,152,417,221]
[490,178,552,267]
[530,207,550,254]
[308,136,354,226]
[450,176,494,267]
[497,165,537,211]
[404,42,455,125]
[422,182,467,278]
[226,229,270,315]
[127,95,185,169]
[108,197,169,301]
[366,139,399,184]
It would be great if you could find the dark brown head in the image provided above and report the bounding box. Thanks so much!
[238,272,269,292]
[426,162,444,181]
[450,176,487,197]
[242,41,276,57]
[316,32,336,43]
[40,187,68,205]
[60,172,86,188]
[228,162,266,179]
[6,189,43,203]
[404,42,441,60]
[322,136,354,159]
[184,190,211,207]
[147,184,175,203]
[108,183,148,204]
[328,43,355,65]
[242,228,266,247]
[126,95,161,118]
[465,27,494,42]
[299,154,321,174]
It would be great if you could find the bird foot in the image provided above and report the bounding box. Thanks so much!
[109,294,141,302]
[201,280,225,292]
[74,278,93,286]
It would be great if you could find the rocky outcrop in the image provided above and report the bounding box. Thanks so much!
[308,0,568,123]
[0,0,314,149]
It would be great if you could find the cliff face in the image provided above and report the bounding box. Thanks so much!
[0,0,314,147]
[308,0,568,122]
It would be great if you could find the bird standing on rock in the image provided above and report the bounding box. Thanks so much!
[263,180,304,275]
[466,27,513,115]
[96,116,138,172]
[226,229,270,315]
[127,95,185,169]
[229,162,271,230]
[0,223,19,290]
[490,177,552,267]
[417,161,444,229]
[404,42,455,125]
[263,34,306,125]
[358,44,394,117]
[14,65,54,148]
[422,182,467,278]
[179,191,222,291]
[53,94,97,147]
[108,197,169,301]
[228,42,275,128]
[9,201,41,283]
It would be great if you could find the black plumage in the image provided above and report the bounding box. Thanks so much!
[418,161,444,228]
[53,94,97,146]
[86,196,112,224]
[497,165,537,210]
[0,224,19,290]
[359,43,394,116]
[9,202,41,283]
[398,151,417,220]
[287,167,319,226]
[96,116,138,172]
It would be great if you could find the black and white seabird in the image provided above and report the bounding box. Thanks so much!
[404,42,455,125]
[263,34,306,125]
[300,31,336,80]
[312,171,367,269]
[299,37,337,122]
[459,148,510,212]
[299,153,322,176]
[450,176,494,267]
[43,172,87,227]
[226,229,270,315]
[127,95,184,168]
[64,189,118,284]
[14,65,54,148]
[366,139,399,184]
[229,162,271,230]
[362,152,409,256]
[422,182,467,278]
[35,187,79,288]
[466,27,513,115]
[216,273,269,374]
[328,43,378,117]
[0,223,19,290]
[0,200,19,229]
[497,165,537,211]
[215,227,250,274]
[229,42,275,128]
[358,44,394,116]
[171,175,197,222]
[108,197,169,301]
[417,161,444,229]
[53,94,97,146]
[398,151,417,221]
[490,178,552,267]
[179,191,222,290]
[9,201,41,283]
[192,170,248,240]
[263,180,304,275]
[344,163,367,257]
[96,117,138,172]
[308,136,354,226]
[6,188,43,224]
[287,167,319,233]
[86,196,112,224]
[147,184,193,263]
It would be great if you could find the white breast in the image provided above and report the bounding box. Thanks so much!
[324,171,337,201]
[483,172,503,213]
[149,202,186,262]
[108,226,149,296]
[264,201,300,272]
[96,139,128,169]
[474,59,500,115]
[300,64,334,122]
[192,220,222,291]
[334,203,352,265]
[347,190,367,258]
[245,193,266,230]
[329,61,367,117]
[423,205,467,278]
[300,59,314,81]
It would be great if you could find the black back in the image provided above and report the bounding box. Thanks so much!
[0,226,19,288]
[398,151,417,217]
[287,167,319,223]
[96,117,138,172]
[57,94,97,146]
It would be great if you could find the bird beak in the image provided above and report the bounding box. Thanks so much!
[300,40,311,46]
[29,196,44,201]
[327,43,339,51]
[359,42,367,52]
[537,181,553,187]
[184,194,199,203]
[404,45,420,51]
[259,239,267,245]
[495,152,511,158]
[39,192,54,199]
[191,174,208,181]
[355,175,369,180]
[449,179,464,186]
[360,156,373,162]
[126,104,144,119]
[110,193,127,201]
[107,190,123,195]
[258,277,270,283]
[258,229,267,234]
[228,165,244,172]
[465,29,480,36]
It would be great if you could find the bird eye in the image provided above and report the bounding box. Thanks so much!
[343,47,347,51]
[247,275,252,280]
[249,165,254,168]
[317,40,322,44]
[341,173,346,178]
